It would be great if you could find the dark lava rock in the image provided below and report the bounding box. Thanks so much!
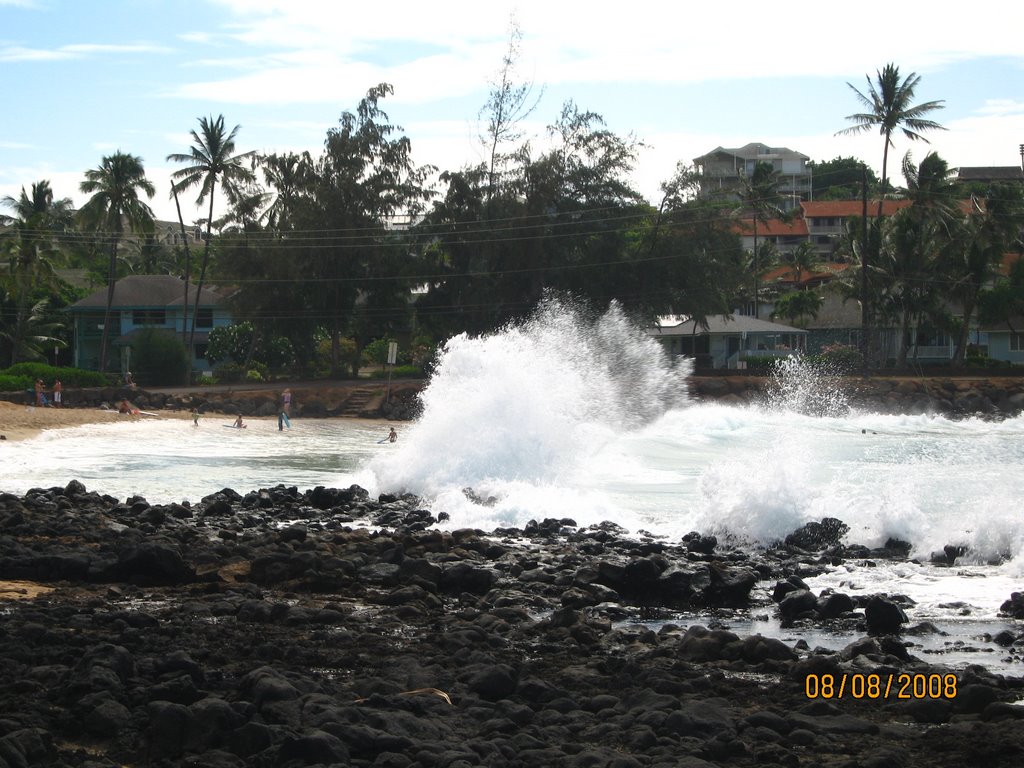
[784,517,850,550]
[865,595,908,635]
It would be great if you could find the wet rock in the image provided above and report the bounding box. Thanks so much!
[115,542,196,585]
[999,591,1024,619]
[784,517,850,550]
[865,595,908,635]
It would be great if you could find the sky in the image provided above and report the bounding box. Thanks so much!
[2,0,1023,224]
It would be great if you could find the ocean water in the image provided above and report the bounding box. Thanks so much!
[2,298,1022,668]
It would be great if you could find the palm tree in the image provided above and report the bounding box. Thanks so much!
[838,63,945,219]
[947,182,1024,365]
[738,161,787,318]
[783,241,823,287]
[884,151,958,366]
[1,181,73,364]
[79,152,156,373]
[260,151,314,232]
[167,115,255,378]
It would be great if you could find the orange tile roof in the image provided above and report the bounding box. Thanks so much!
[801,199,976,217]
[735,218,809,237]
[801,200,911,217]
[762,263,850,286]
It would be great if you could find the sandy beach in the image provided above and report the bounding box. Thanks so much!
[0,400,195,442]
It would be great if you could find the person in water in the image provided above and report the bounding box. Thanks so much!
[388,427,398,443]
[191,408,200,426]
[233,415,246,429]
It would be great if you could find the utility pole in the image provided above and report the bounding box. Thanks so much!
[860,163,870,377]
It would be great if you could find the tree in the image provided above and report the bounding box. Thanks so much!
[838,63,945,219]
[168,115,255,379]
[772,290,823,327]
[947,182,1024,365]
[783,240,823,286]
[479,16,543,203]
[881,151,958,366]
[78,152,156,373]
[639,162,746,326]
[0,181,73,364]
[277,84,433,377]
[416,101,649,337]
[259,151,314,232]
[737,161,787,318]
[130,328,189,386]
[807,156,878,200]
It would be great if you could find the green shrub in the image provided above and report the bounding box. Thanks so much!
[131,329,189,386]
[245,368,264,383]
[213,362,245,384]
[809,343,864,373]
[361,337,398,369]
[0,363,108,391]
[0,374,32,393]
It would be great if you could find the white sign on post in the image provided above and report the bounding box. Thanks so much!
[387,341,398,365]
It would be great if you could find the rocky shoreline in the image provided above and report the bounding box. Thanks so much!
[1,483,1022,767]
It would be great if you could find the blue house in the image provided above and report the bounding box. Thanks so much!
[68,275,232,375]
[650,313,807,370]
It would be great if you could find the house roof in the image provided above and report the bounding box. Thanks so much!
[735,217,809,237]
[762,263,850,286]
[957,167,1023,182]
[70,275,224,310]
[801,199,976,218]
[651,314,807,337]
[694,143,809,165]
[801,200,912,218]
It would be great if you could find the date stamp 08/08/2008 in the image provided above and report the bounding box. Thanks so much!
[804,673,958,700]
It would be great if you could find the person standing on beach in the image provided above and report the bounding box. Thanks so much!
[282,388,292,416]
[52,379,62,408]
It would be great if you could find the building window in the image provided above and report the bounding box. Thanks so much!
[132,309,166,326]
[195,309,213,328]
[1011,334,1024,352]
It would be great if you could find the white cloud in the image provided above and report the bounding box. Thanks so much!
[0,41,170,62]
[0,45,74,62]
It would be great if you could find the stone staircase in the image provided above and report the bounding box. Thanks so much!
[339,388,377,416]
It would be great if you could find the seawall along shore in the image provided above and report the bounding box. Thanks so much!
[4,375,1023,421]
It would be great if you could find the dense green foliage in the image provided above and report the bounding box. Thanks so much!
[0,363,108,392]
[4,60,1024,377]
[808,157,880,200]
[129,329,189,386]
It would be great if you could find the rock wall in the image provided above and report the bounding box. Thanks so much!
[5,375,1024,420]
[690,375,1024,418]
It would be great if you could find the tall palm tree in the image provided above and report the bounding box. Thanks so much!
[1,181,74,364]
[783,240,822,287]
[738,161,786,318]
[78,151,156,373]
[260,151,314,232]
[167,115,255,378]
[884,151,958,366]
[838,63,945,219]
[948,182,1024,365]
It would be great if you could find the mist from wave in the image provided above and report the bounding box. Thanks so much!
[367,305,1024,570]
